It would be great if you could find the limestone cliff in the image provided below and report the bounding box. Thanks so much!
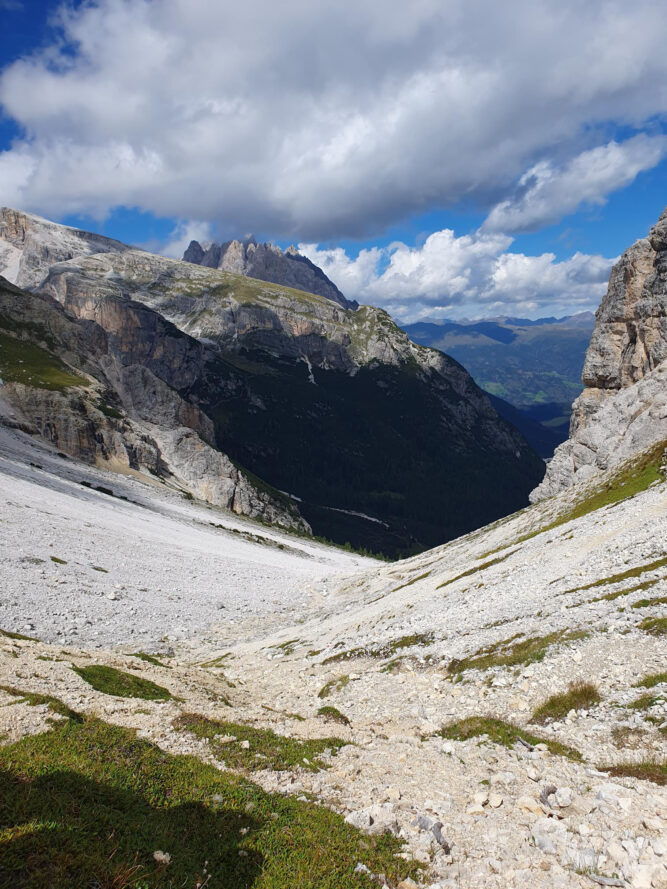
[0,276,307,531]
[183,237,357,310]
[531,208,667,501]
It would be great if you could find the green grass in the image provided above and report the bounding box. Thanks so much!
[0,717,416,889]
[392,570,431,592]
[317,706,351,726]
[174,714,345,772]
[563,556,667,595]
[638,616,667,636]
[436,550,518,590]
[0,685,82,723]
[634,672,667,689]
[631,595,667,609]
[50,556,67,565]
[131,653,170,668]
[447,629,588,675]
[434,716,582,761]
[72,665,172,701]
[0,331,85,391]
[0,628,37,642]
[572,577,660,607]
[322,633,434,664]
[627,692,662,711]
[600,759,666,786]
[318,675,350,699]
[531,681,601,724]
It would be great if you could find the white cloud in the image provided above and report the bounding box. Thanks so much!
[157,219,214,259]
[300,232,615,321]
[484,135,667,233]
[0,0,666,239]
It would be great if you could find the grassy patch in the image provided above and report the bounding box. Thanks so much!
[392,570,431,592]
[0,717,415,889]
[317,706,351,726]
[0,685,81,723]
[131,652,170,668]
[73,665,172,700]
[631,595,667,609]
[638,616,667,636]
[323,633,434,664]
[627,692,663,711]
[572,577,660,607]
[531,681,601,723]
[174,714,345,772]
[635,672,667,689]
[435,716,581,761]
[600,759,666,786]
[318,675,350,699]
[563,556,667,595]
[50,556,67,565]
[0,628,37,642]
[0,330,85,391]
[611,726,646,748]
[436,550,518,590]
[447,629,588,675]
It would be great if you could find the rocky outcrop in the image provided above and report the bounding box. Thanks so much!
[531,208,667,501]
[183,237,357,310]
[0,207,128,290]
[0,277,307,531]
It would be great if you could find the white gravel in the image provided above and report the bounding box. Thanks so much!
[0,424,371,648]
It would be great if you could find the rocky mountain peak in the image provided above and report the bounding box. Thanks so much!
[183,236,357,310]
[531,205,667,501]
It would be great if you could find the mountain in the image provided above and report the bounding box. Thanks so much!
[402,314,595,456]
[183,237,357,310]
[0,207,544,557]
[531,207,667,502]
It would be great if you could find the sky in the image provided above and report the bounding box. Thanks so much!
[0,0,666,321]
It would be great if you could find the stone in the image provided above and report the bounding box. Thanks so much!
[489,793,503,808]
[517,796,544,817]
[397,880,419,889]
[554,788,573,808]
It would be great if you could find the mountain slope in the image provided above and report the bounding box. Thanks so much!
[0,208,545,556]
[403,314,595,454]
[0,275,305,530]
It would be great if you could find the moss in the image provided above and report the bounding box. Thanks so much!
[72,665,172,700]
[0,331,86,391]
[531,681,601,724]
[317,706,351,726]
[435,716,582,761]
[174,714,345,772]
[448,629,588,675]
[627,692,661,711]
[318,675,350,699]
[0,717,416,889]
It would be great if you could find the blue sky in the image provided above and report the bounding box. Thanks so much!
[1,0,666,320]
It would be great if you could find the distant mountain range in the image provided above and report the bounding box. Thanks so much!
[401,314,596,456]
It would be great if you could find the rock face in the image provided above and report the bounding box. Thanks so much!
[531,208,667,501]
[0,208,544,554]
[0,207,128,290]
[183,237,357,310]
[0,276,307,531]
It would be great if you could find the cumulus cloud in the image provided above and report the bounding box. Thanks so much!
[484,136,667,233]
[158,219,214,259]
[300,233,615,321]
[1,0,666,239]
